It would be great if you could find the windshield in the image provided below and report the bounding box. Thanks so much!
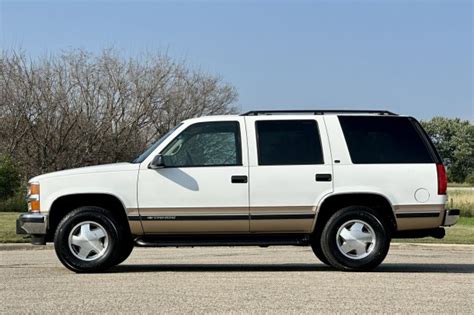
[131,123,183,163]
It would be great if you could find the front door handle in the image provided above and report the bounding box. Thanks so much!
[231,175,248,184]
[315,174,332,182]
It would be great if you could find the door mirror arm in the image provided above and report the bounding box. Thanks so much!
[148,154,166,169]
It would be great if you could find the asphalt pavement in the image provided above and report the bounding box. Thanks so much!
[1,244,473,314]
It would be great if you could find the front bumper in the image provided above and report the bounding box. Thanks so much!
[16,213,48,245]
[442,209,460,227]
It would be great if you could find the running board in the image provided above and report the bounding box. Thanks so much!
[135,234,311,247]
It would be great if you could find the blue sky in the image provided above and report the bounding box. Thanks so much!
[1,0,472,120]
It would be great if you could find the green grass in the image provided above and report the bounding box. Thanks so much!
[0,212,29,243]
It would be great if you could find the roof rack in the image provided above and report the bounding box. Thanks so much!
[241,110,397,116]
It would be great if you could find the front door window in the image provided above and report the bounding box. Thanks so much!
[161,121,242,167]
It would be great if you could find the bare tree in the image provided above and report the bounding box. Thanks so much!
[0,49,238,178]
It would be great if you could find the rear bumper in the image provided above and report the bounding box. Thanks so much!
[442,209,460,227]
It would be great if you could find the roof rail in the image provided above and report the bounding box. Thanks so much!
[241,110,397,116]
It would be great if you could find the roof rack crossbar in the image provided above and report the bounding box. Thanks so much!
[241,110,397,116]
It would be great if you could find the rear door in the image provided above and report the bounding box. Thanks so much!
[245,116,333,232]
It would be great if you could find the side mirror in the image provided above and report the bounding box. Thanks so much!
[148,154,165,169]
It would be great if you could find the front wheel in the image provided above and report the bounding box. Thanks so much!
[114,235,134,266]
[310,233,330,265]
[54,206,123,273]
[320,206,390,271]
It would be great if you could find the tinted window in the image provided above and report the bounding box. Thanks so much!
[339,116,435,164]
[161,121,242,167]
[256,120,323,165]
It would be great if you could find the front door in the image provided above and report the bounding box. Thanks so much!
[245,117,333,232]
[137,118,249,233]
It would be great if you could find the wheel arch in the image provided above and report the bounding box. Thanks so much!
[47,193,130,241]
[312,192,397,235]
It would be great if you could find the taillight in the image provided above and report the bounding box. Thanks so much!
[436,164,447,195]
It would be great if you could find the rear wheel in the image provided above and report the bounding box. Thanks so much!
[320,206,390,271]
[54,206,124,273]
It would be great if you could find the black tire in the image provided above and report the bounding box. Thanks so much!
[54,206,124,273]
[114,235,134,266]
[320,206,390,271]
[310,234,330,265]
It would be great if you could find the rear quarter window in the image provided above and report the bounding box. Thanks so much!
[338,116,435,164]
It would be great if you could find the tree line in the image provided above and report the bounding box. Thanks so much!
[0,49,237,180]
[421,117,473,183]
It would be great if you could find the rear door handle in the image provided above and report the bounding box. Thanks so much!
[231,175,248,184]
[315,174,332,182]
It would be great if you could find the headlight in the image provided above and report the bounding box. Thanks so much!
[27,182,40,212]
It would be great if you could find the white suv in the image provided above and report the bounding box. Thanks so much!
[17,110,460,272]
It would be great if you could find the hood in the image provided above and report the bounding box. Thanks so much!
[30,163,140,182]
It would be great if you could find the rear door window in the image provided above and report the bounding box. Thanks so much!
[256,120,324,165]
[338,116,435,164]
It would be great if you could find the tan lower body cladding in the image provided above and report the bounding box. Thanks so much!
[127,204,446,235]
[127,206,316,234]
[394,204,445,231]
